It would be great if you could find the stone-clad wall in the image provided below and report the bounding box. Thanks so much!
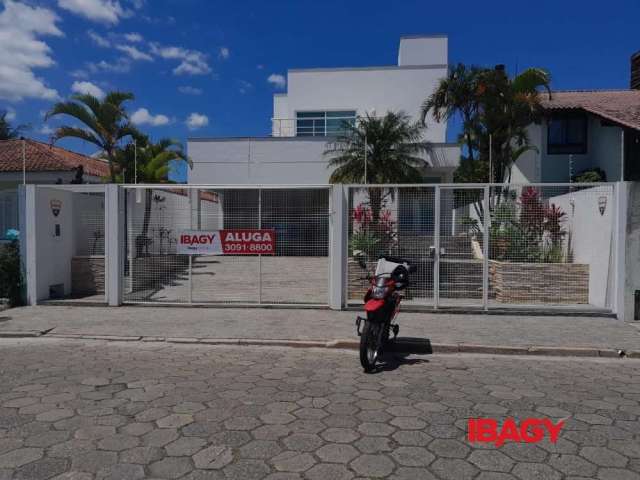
[71,256,105,295]
[489,260,589,304]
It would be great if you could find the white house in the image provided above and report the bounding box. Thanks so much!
[511,53,640,183]
[187,35,460,186]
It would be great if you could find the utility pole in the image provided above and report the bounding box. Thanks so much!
[21,137,26,185]
[134,138,138,184]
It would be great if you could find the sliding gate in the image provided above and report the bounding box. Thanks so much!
[347,183,616,310]
[121,186,331,305]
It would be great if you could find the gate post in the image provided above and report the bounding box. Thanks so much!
[329,185,347,310]
[105,185,123,306]
[615,181,629,320]
[20,185,38,306]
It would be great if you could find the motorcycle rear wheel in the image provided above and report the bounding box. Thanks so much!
[359,321,380,373]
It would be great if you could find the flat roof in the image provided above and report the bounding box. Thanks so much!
[288,64,447,74]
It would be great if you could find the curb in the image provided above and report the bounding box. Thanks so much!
[35,333,640,359]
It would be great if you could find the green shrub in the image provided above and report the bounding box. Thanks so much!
[0,240,23,307]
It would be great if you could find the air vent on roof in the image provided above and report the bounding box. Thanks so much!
[632,51,640,90]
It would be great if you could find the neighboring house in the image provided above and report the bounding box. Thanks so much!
[512,53,640,183]
[188,35,460,186]
[0,139,109,240]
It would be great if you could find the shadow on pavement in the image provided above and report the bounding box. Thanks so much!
[372,337,433,373]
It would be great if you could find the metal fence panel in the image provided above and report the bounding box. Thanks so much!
[121,186,330,305]
[347,183,616,311]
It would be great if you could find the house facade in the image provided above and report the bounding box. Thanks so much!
[0,139,109,241]
[512,55,640,183]
[187,35,460,186]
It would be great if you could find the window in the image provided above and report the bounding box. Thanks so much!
[296,111,356,137]
[547,114,588,154]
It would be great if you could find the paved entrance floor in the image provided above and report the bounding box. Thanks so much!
[0,338,638,479]
[2,306,640,353]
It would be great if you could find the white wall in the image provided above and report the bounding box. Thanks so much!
[398,36,448,66]
[34,188,75,300]
[276,66,448,141]
[188,138,459,185]
[550,187,615,308]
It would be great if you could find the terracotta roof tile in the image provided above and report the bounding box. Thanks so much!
[0,139,110,178]
[540,90,640,131]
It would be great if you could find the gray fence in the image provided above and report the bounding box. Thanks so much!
[347,183,616,310]
[121,186,331,305]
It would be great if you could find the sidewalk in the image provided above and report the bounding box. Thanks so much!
[1,305,640,357]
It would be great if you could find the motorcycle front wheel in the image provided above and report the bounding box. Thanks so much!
[360,321,381,373]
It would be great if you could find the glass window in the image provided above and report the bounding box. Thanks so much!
[547,114,587,154]
[296,111,356,137]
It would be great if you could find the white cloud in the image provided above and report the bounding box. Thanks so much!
[71,69,89,78]
[71,80,105,98]
[150,43,211,76]
[131,107,170,126]
[87,29,110,47]
[87,58,131,74]
[218,47,230,60]
[57,0,124,24]
[256,64,264,70]
[238,80,253,95]
[267,73,286,89]
[178,86,202,96]
[186,112,208,130]
[0,0,62,102]
[5,107,16,121]
[124,32,142,42]
[116,44,153,61]
[40,124,54,135]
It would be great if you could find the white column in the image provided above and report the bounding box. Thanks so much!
[614,181,628,320]
[329,185,347,310]
[105,185,123,306]
[20,185,38,306]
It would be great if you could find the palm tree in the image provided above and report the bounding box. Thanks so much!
[0,110,28,140]
[421,63,482,161]
[325,112,428,230]
[45,92,139,182]
[114,137,192,256]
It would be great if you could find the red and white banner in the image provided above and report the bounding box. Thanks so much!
[178,229,276,255]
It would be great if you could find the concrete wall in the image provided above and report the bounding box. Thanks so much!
[34,188,75,300]
[550,187,615,308]
[514,117,624,184]
[188,138,459,185]
[398,36,448,66]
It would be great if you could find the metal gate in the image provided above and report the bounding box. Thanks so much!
[347,183,616,311]
[121,185,331,305]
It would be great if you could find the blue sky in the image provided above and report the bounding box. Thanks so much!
[1,0,638,181]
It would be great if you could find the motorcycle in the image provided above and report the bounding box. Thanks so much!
[355,255,416,373]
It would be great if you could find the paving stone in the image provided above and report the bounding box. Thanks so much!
[149,456,193,478]
[392,430,432,446]
[579,446,628,467]
[193,445,234,469]
[71,451,118,474]
[430,458,479,480]
[51,473,93,480]
[13,457,68,480]
[35,408,74,422]
[597,468,640,480]
[96,463,145,480]
[305,463,354,480]
[282,433,323,452]
[350,454,395,477]
[97,434,140,451]
[271,451,316,472]
[121,422,154,437]
[316,443,359,463]
[391,446,435,467]
[224,416,261,431]
[0,447,43,468]
[119,446,164,464]
[357,422,395,437]
[428,439,470,458]
[321,428,360,443]
[512,462,561,480]
[354,436,393,454]
[252,424,290,440]
[157,413,194,429]
[468,449,514,472]
[142,428,179,447]
[222,459,270,480]
[548,454,598,477]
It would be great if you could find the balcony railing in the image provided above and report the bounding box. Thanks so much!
[271,116,357,138]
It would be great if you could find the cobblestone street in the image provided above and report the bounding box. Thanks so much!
[0,338,638,480]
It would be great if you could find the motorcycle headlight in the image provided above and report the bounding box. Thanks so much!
[371,285,388,299]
